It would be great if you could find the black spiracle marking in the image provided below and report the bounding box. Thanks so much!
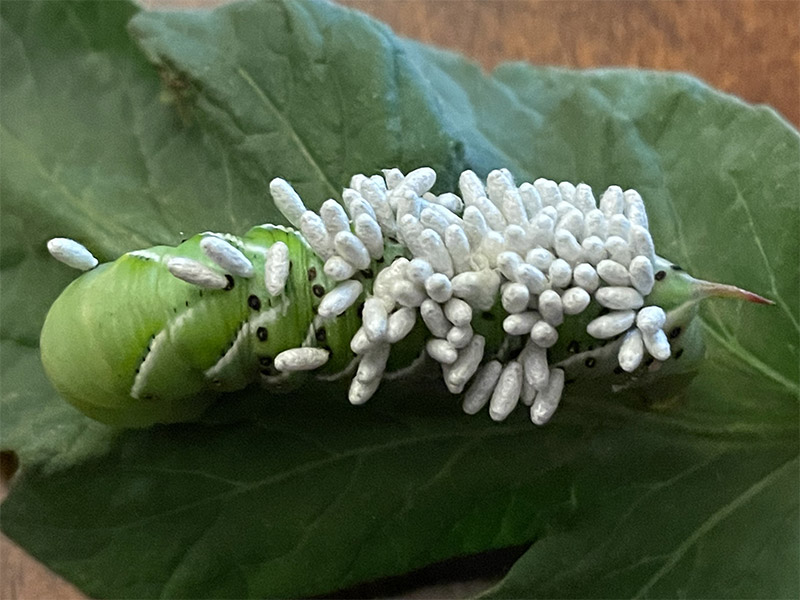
[224,275,235,290]
[307,267,317,281]
[675,348,685,359]
[644,356,655,367]
[669,326,682,339]
[670,264,684,271]
[584,357,596,368]
[655,270,667,281]
[312,284,325,298]
[248,295,261,311]
[256,327,268,342]
[567,340,580,354]
[482,311,495,321]
[315,327,327,342]
[259,356,272,367]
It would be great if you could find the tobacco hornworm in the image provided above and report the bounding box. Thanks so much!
[40,167,772,428]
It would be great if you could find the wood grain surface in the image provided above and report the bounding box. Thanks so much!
[2,1,798,599]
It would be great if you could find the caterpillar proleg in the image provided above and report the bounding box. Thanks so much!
[40,167,773,428]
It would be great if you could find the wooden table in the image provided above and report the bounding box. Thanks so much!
[2,1,797,598]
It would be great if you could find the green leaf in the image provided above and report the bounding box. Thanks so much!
[1,1,797,599]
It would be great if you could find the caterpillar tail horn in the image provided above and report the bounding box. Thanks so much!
[693,280,774,305]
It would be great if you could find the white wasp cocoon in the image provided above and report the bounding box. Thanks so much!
[574,183,598,214]
[404,167,437,196]
[382,167,404,191]
[515,263,548,295]
[392,279,427,308]
[419,228,454,277]
[522,341,549,390]
[530,368,565,425]
[269,178,307,229]
[605,236,633,266]
[444,297,472,327]
[459,170,487,207]
[558,181,577,205]
[595,286,645,310]
[553,228,583,264]
[530,320,559,348]
[521,378,537,407]
[586,310,636,339]
[636,305,667,334]
[630,225,656,265]
[430,192,464,214]
[407,258,435,285]
[47,238,98,271]
[450,269,501,311]
[525,247,555,272]
[264,241,290,296]
[299,211,334,260]
[534,178,562,207]
[501,282,530,314]
[324,255,357,281]
[548,259,572,290]
[334,230,371,270]
[274,347,330,372]
[420,299,451,338]
[444,224,472,274]
[354,213,385,260]
[556,209,584,239]
[537,289,564,326]
[426,338,458,365]
[199,236,255,278]
[596,259,631,286]
[167,257,229,290]
[500,189,528,226]
[503,225,529,256]
[629,255,655,295]
[462,205,489,249]
[489,361,523,422]
[618,328,645,372]
[443,334,485,392]
[387,307,417,343]
[518,182,543,218]
[362,297,389,342]
[317,280,363,318]
[486,169,515,206]
[573,262,600,293]
[420,207,451,237]
[360,178,396,236]
[583,209,607,240]
[320,199,351,237]
[462,360,502,415]
[599,185,624,218]
[344,193,378,224]
[607,213,631,240]
[355,343,391,383]
[561,287,591,315]
[350,326,374,355]
[349,377,381,406]
[642,329,671,361]
[623,189,649,229]
[447,324,473,349]
[425,273,453,303]
[581,235,608,266]
[503,311,540,336]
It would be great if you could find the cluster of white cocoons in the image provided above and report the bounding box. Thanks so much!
[265,166,675,426]
[46,167,674,426]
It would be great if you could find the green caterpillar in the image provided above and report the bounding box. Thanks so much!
[40,167,772,428]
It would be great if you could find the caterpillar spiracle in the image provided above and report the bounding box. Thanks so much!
[40,167,773,428]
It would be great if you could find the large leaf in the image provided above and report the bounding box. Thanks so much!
[1,0,797,598]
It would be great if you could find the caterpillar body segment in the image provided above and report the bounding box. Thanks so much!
[41,168,773,428]
[40,227,385,427]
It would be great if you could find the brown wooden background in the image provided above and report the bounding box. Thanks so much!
[2,1,798,598]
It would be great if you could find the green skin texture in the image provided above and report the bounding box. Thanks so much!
[40,225,710,427]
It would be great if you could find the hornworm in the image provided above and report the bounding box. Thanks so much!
[40,167,772,427]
